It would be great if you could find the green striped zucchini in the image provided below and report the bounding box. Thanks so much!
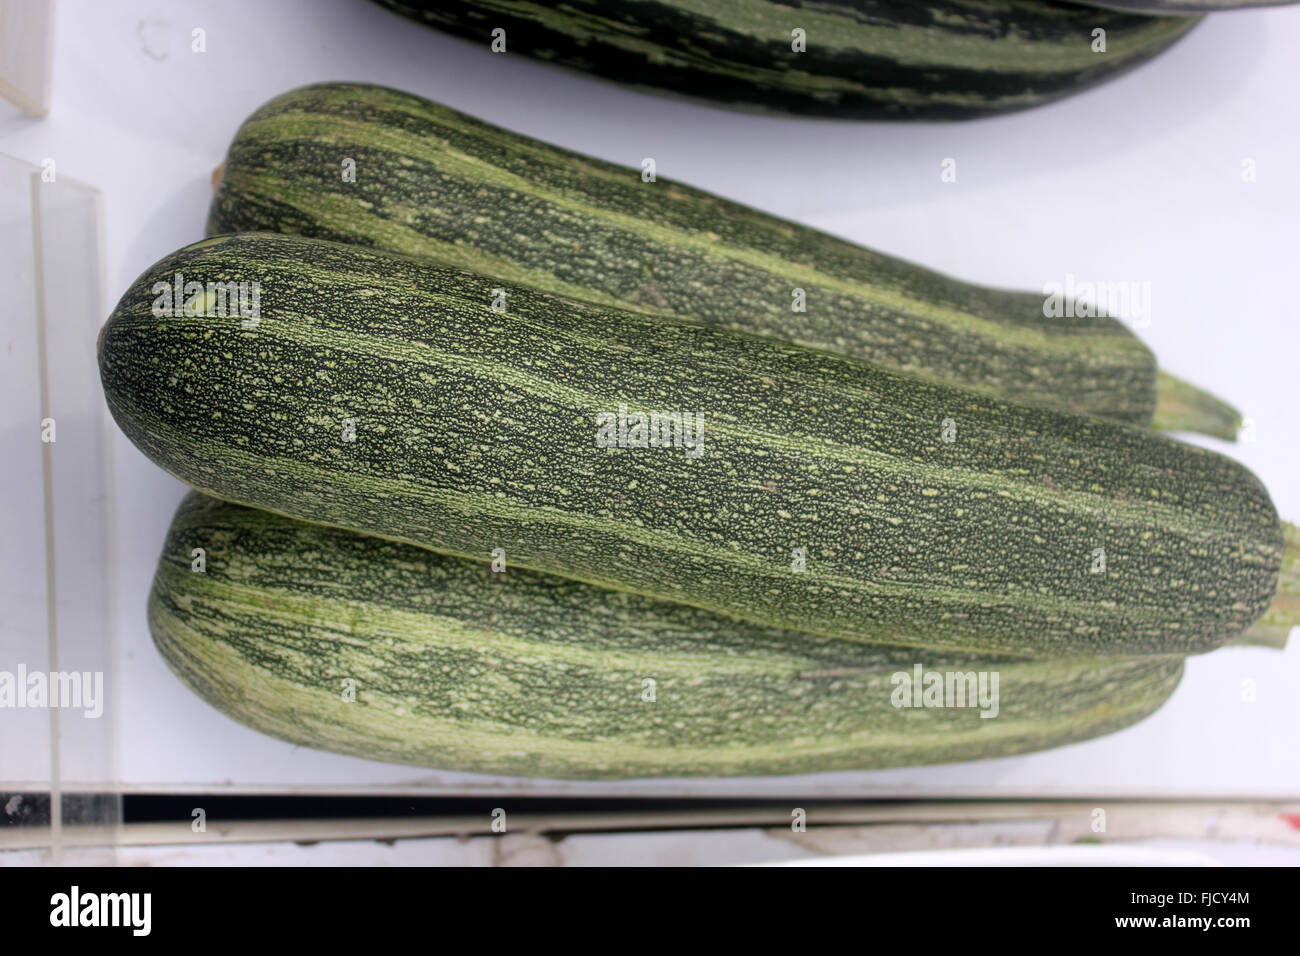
[100,233,1283,657]
[370,1,1199,120]
[151,492,1186,779]
[208,82,1238,439]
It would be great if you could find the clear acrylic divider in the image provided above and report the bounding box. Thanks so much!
[1,153,119,864]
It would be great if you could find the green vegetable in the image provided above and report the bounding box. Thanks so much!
[208,82,1234,438]
[99,233,1283,657]
[150,492,1186,779]
[368,0,1199,120]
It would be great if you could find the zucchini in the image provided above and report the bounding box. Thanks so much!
[150,492,1186,779]
[369,0,1199,120]
[99,233,1283,657]
[208,82,1235,438]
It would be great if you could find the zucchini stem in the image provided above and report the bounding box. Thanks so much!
[1153,370,1243,442]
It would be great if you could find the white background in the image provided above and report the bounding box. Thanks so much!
[1,0,1297,796]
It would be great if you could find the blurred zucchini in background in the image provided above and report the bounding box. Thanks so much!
[369,0,1200,120]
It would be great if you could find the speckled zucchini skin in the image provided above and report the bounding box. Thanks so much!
[210,83,1161,428]
[100,233,1282,657]
[149,492,1185,779]
[369,0,1199,120]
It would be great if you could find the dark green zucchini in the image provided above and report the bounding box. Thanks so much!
[208,82,1238,437]
[99,233,1282,657]
[150,492,1186,779]
[370,0,1199,120]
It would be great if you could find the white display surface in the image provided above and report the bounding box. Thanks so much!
[1,0,1297,796]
